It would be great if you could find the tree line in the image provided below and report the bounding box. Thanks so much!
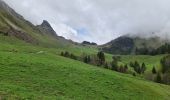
[61,51,170,85]
[129,61,146,74]
[152,55,170,84]
[135,43,170,55]
[60,51,147,75]
[144,55,170,84]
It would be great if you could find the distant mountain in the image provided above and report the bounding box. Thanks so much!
[101,35,168,55]
[82,41,97,46]
[0,0,76,47]
[101,36,134,54]
[1,0,169,54]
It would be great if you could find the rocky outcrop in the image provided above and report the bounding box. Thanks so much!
[37,20,57,36]
[6,28,37,44]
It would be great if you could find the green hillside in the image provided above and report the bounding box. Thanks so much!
[0,42,170,100]
[0,35,169,100]
[0,0,170,99]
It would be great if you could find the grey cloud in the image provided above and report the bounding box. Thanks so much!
[4,0,170,44]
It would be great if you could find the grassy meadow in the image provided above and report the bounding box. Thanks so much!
[0,35,170,99]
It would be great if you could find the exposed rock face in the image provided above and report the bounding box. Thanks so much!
[37,20,57,36]
[7,28,37,44]
[0,28,37,44]
[0,0,38,44]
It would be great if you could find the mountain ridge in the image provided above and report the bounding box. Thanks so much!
[0,0,77,48]
[101,35,168,54]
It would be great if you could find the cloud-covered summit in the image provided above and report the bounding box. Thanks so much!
[4,0,170,44]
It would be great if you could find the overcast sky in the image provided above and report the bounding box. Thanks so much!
[4,0,170,44]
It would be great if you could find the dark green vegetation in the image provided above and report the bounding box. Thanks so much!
[60,50,169,85]
[0,0,170,99]
[136,43,170,55]
[157,55,170,84]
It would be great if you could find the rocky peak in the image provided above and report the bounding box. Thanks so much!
[37,20,57,36]
[41,20,51,28]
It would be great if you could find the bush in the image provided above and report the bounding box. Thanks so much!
[111,60,118,71]
[61,51,77,60]
[152,66,157,74]
[141,63,146,74]
[155,73,162,83]
[83,55,91,64]
[132,72,136,76]
[124,64,128,72]
[70,53,77,60]
[61,52,64,56]
[104,62,109,69]
[134,61,141,74]
[97,51,105,66]
[129,61,135,68]
[64,51,70,57]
